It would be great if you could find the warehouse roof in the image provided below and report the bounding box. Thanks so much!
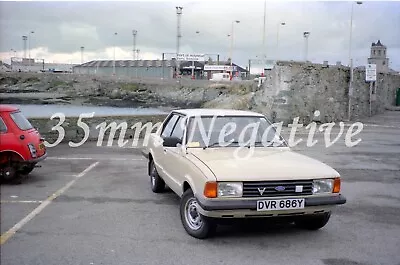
[75,60,176,68]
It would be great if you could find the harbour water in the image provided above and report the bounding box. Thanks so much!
[6,104,167,118]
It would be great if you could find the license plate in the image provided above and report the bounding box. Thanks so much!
[39,143,45,150]
[257,198,305,211]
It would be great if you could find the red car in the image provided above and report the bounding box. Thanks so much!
[0,105,47,181]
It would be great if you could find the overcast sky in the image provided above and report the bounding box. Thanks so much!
[0,0,399,71]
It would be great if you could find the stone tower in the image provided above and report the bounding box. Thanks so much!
[368,40,389,73]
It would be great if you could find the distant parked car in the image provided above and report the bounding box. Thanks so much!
[0,105,47,182]
[142,108,347,239]
[209,73,231,81]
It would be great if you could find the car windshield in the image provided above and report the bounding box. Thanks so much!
[185,115,286,148]
[10,111,34,131]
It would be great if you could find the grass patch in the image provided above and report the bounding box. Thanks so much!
[49,80,68,88]
[24,76,40,83]
[230,84,251,95]
[120,83,140,92]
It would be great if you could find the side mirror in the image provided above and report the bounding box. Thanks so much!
[163,136,182,147]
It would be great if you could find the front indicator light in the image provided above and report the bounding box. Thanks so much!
[204,182,217,198]
[333,178,341,193]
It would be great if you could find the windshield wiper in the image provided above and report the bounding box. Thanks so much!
[203,142,221,149]
[265,140,286,147]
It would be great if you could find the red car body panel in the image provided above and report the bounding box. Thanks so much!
[0,104,47,167]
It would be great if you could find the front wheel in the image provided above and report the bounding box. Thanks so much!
[294,212,331,230]
[180,189,216,239]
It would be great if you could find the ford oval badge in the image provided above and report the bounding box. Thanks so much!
[275,186,285,191]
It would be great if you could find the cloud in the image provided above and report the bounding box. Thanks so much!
[0,1,399,70]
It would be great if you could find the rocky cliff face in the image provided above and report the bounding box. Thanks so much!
[251,61,400,124]
[0,73,258,110]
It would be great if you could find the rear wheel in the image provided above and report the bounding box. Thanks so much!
[294,212,331,230]
[149,159,165,193]
[0,166,16,180]
[180,189,216,239]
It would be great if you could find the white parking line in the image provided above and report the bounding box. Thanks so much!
[0,161,99,245]
[47,157,144,161]
[1,200,43,204]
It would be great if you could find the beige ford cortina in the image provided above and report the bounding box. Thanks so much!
[142,109,346,239]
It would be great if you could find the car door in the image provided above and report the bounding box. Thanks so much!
[151,113,180,190]
[161,115,187,194]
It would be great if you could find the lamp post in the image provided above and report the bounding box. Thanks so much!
[80,46,84,64]
[22,36,27,59]
[347,1,363,121]
[229,20,240,67]
[262,0,267,59]
[229,20,240,80]
[113,32,117,76]
[28,30,34,65]
[132,30,137,60]
[349,1,363,66]
[303,31,310,62]
[191,30,200,79]
[176,7,183,55]
[175,6,183,78]
[276,22,286,60]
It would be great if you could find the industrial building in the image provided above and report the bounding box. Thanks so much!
[73,60,177,79]
[73,60,248,80]
[9,57,75,73]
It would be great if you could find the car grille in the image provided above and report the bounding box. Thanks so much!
[242,180,313,197]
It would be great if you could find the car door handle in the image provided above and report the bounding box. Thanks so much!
[163,148,167,153]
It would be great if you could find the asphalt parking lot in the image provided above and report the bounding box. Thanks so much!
[1,111,400,265]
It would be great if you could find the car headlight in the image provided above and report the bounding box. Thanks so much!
[27,143,37,158]
[313,179,334,194]
[218,182,243,197]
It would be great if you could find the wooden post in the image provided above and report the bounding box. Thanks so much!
[369,81,373,116]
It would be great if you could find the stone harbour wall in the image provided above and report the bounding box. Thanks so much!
[253,61,400,124]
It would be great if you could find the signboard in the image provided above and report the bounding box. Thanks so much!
[204,65,236,72]
[176,53,205,62]
[250,59,275,69]
[366,64,377,82]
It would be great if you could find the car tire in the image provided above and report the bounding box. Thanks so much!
[294,212,331,230]
[149,159,165,193]
[180,189,216,239]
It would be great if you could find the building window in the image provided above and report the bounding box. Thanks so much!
[378,50,381,56]
[383,61,386,65]
[373,50,376,55]
[384,50,386,56]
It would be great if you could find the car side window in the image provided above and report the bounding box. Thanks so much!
[170,116,185,140]
[0,117,7,133]
[161,114,179,138]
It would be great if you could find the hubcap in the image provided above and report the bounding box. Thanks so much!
[150,164,156,187]
[184,198,202,230]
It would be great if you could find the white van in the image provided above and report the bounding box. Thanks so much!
[209,73,231,81]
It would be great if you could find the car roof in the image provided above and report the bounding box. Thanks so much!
[0,105,19,112]
[172,108,264,117]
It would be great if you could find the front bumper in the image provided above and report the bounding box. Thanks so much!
[197,194,346,211]
[196,194,346,218]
